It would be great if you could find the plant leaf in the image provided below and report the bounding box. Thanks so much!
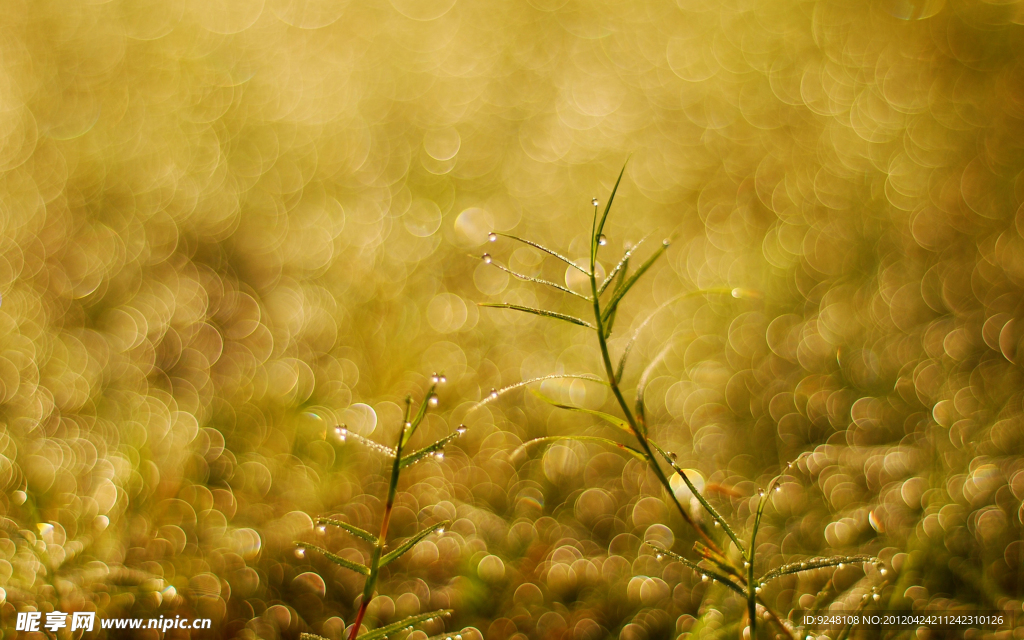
[486,260,591,300]
[380,522,451,567]
[295,542,370,576]
[602,257,629,339]
[645,542,745,597]
[649,441,747,558]
[513,435,647,461]
[757,555,875,585]
[471,374,606,409]
[600,240,669,325]
[356,610,453,640]
[599,236,646,295]
[399,432,460,469]
[401,384,437,446]
[479,303,594,329]
[593,162,628,261]
[529,389,634,435]
[492,233,589,275]
[315,518,376,543]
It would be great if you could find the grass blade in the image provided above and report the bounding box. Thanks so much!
[645,542,746,597]
[296,542,370,576]
[513,435,647,461]
[486,260,591,300]
[601,256,630,339]
[399,433,460,469]
[593,162,628,261]
[401,384,437,446]
[492,233,590,275]
[356,610,453,640]
[598,236,646,295]
[757,555,875,585]
[315,518,376,543]
[529,389,634,435]
[380,522,451,567]
[649,441,748,558]
[600,240,670,325]
[470,374,605,409]
[480,303,594,329]
[301,634,331,640]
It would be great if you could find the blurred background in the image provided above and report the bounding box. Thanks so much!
[0,0,1023,638]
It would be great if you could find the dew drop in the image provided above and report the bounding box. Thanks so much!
[428,395,439,407]
[662,238,671,247]
[317,525,326,534]
[656,554,663,561]
[713,521,720,527]
[774,485,781,492]
[488,232,498,242]
[701,574,708,582]
[457,425,467,435]
[482,253,492,264]
[432,373,440,383]
[597,234,607,246]
[592,198,599,206]
[757,488,765,497]
[744,561,750,568]
[873,593,880,601]
[438,373,446,383]
[434,451,444,460]
[489,388,499,400]
[295,547,306,558]
[437,527,445,534]
[838,563,844,569]
[880,568,888,576]
[755,587,762,594]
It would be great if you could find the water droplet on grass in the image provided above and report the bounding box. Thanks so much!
[597,234,607,246]
[482,253,492,264]
[488,232,497,242]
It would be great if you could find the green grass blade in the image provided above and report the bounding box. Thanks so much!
[479,303,594,329]
[529,389,634,435]
[300,634,331,640]
[645,542,746,597]
[649,441,748,558]
[470,374,605,409]
[757,555,876,585]
[492,233,590,275]
[295,542,370,575]
[598,236,646,295]
[593,161,628,259]
[399,432,460,469]
[315,518,376,543]
[486,260,591,300]
[601,257,629,339]
[401,384,437,446]
[513,435,647,461]
[380,522,451,567]
[356,610,453,640]
[600,240,670,325]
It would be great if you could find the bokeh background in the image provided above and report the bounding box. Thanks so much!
[1,0,1023,638]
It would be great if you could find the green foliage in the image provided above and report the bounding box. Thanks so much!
[481,166,882,638]
[296,389,463,640]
